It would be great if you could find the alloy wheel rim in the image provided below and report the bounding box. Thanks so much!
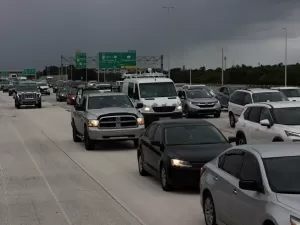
[204,198,214,225]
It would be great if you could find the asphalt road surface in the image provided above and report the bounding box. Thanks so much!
[0,91,236,225]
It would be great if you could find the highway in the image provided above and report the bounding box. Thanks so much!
[0,91,236,225]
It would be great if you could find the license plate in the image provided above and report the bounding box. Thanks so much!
[160,117,171,120]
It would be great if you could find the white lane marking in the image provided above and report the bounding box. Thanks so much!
[10,124,73,225]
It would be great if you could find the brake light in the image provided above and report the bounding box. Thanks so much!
[200,167,206,177]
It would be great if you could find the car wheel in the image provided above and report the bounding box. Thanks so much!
[229,113,235,128]
[236,133,247,145]
[72,121,81,142]
[214,112,221,118]
[138,151,148,176]
[160,165,172,191]
[36,102,42,108]
[203,194,217,225]
[133,139,139,148]
[84,127,95,150]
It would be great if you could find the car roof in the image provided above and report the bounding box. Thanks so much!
[87,92,126,97]
[236,144,300,158]
[152,119,213,127]
[237,88,279,94]
[125,78,173,84]
[245,101,300,108]
[271,86,300,90]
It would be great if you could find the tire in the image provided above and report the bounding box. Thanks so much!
[36,102,42,108]
[160,165,172,191]
[236,133,247,145]
[214,112,221,118]
[84,127,95,150]
[229,113,235,128]
[137,151,148,176]
[272,137,284,142]
[133,139,139,148]
[72,121,81,142]
[9,92,12,96]
[203,193,217,225]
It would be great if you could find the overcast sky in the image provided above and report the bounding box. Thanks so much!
[1,0,300,70]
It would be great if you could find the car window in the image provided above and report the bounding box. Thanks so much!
[153,125,162,142]
[221,151,244,178]
[244,93,252,105]
[80,97,86,109]
[248,107,263,123]
[260,108,272,122]
[145,124,158,140]
[240,153,262,183]
[223,88,229,95]
[230,91,246,105]
[243,107,251,120]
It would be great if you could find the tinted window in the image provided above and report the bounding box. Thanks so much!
[252,92,288,103]
[145,124,158,140]
[260,108,272,121]
[243,108,251,120]
[273,107,300,125]
[230,91,246,105]
[279,89,300,98]
[244,93,252,105]
[153,126,162,142]
[222,153,244,178]
[240,153,261,183]
[128,83,134,98]
[139,82,177,98]
[165,125,227,145]
[88,95,133,109]
[186,89,212,98]
[264,156,300,193]
[248,107,263,123]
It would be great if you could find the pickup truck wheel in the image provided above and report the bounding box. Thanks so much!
[133,139,139,148]
[84,127,95,150]
[36,102,42,108]
[72,122,81,142]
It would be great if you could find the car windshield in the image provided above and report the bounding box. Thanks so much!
[39,83,47,86]
[264,156,300,194]
[252,92,288,103]
[17,85,38,92]
[279,89,300,98]
[70,88,77,94]
[59,87,69,92]
[139,82,177,98]
[186,89,212,98]
[165,125,227,145]
[88,95,133,109]
[96,85,112,90]
[273,107,300,125]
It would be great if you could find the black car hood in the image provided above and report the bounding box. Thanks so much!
[166,143,231,162]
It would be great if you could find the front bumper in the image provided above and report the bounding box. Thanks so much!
[168,166,201,187]
[67,97,76,105]
[58,95,67,100]
[188,104,221,115]
[87,126,145,141]
[19,99,40,105]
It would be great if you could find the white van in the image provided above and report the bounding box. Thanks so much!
[122,76,182,127]
[9,73,18,79]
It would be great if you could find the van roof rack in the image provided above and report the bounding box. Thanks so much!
[122,72,167,79]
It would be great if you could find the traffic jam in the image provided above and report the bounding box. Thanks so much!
[1,72,300,225]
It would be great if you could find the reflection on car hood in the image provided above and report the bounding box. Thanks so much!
[288,97,300,101]
[187,97,217,103]
[167,143,231,163]
[277,194,300,214]
[88,107,139,117]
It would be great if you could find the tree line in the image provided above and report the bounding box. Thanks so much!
[40,63,300,85]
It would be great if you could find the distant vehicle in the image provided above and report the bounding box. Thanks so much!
[228,88,288,128]
[52,80,64,93]
[200,143,300,225]
[67,88,77,105]
[18,77,27,81]
[175,83,187,91]
[178,88,221,118]
[1,80,10,92]
[271,86,300,101]
[70,80,86,88]
[94,83,112,92]
[87,80,98,86]
[71,92,145,150]
[182,84,206,90]
[122,75,182,127]
[8,80,19,96]
[56,86,70,102]
[137,119,235,191]
[216,85,247,108]
[9,73,18,79]
[37,82,50,95]
[14,81,41,109]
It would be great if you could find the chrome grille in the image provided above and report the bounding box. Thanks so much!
[196,102,215,108]
[99,115,137,129]
[153,106,176,113]
[21,93,37,99]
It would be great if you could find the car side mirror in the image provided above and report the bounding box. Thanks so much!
[228,136,236,143]
[239,180,264,193]
[136,103,144,109]
[260,119,271,128]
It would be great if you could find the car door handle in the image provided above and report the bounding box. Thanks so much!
[213,176,219,181]
[232,189,238,194]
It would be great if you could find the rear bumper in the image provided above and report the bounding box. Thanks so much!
[87,126,145,141]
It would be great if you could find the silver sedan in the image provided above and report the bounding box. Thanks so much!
[200,143,300,225]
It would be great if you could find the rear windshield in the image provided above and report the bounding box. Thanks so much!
[252,92,288,103]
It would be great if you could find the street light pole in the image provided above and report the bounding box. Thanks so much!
[221,48,224,85]
[283,28,287,86]
[163,6,174,79]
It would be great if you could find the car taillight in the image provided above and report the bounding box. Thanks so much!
[200,167,206,177]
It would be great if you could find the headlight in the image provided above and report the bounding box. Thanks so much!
[177,104,182,110]
[140,105,153,113]
[171,159,192,168]
[215,100,220,104]
[87,120,99,127]
[72,97,75,100]
[137,117,144,125]
[285,131,300,138]
[290,216,300,225]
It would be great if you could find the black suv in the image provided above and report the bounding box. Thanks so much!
[14,82,42,109]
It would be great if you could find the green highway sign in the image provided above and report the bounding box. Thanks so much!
[75,52,87,69]
[23,69,36,76]
[1,72,8,77]
[98,51,136,69]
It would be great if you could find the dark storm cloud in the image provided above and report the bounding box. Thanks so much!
[0,0,300,68]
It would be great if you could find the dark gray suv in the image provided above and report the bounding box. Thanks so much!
[14,82,42,109]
